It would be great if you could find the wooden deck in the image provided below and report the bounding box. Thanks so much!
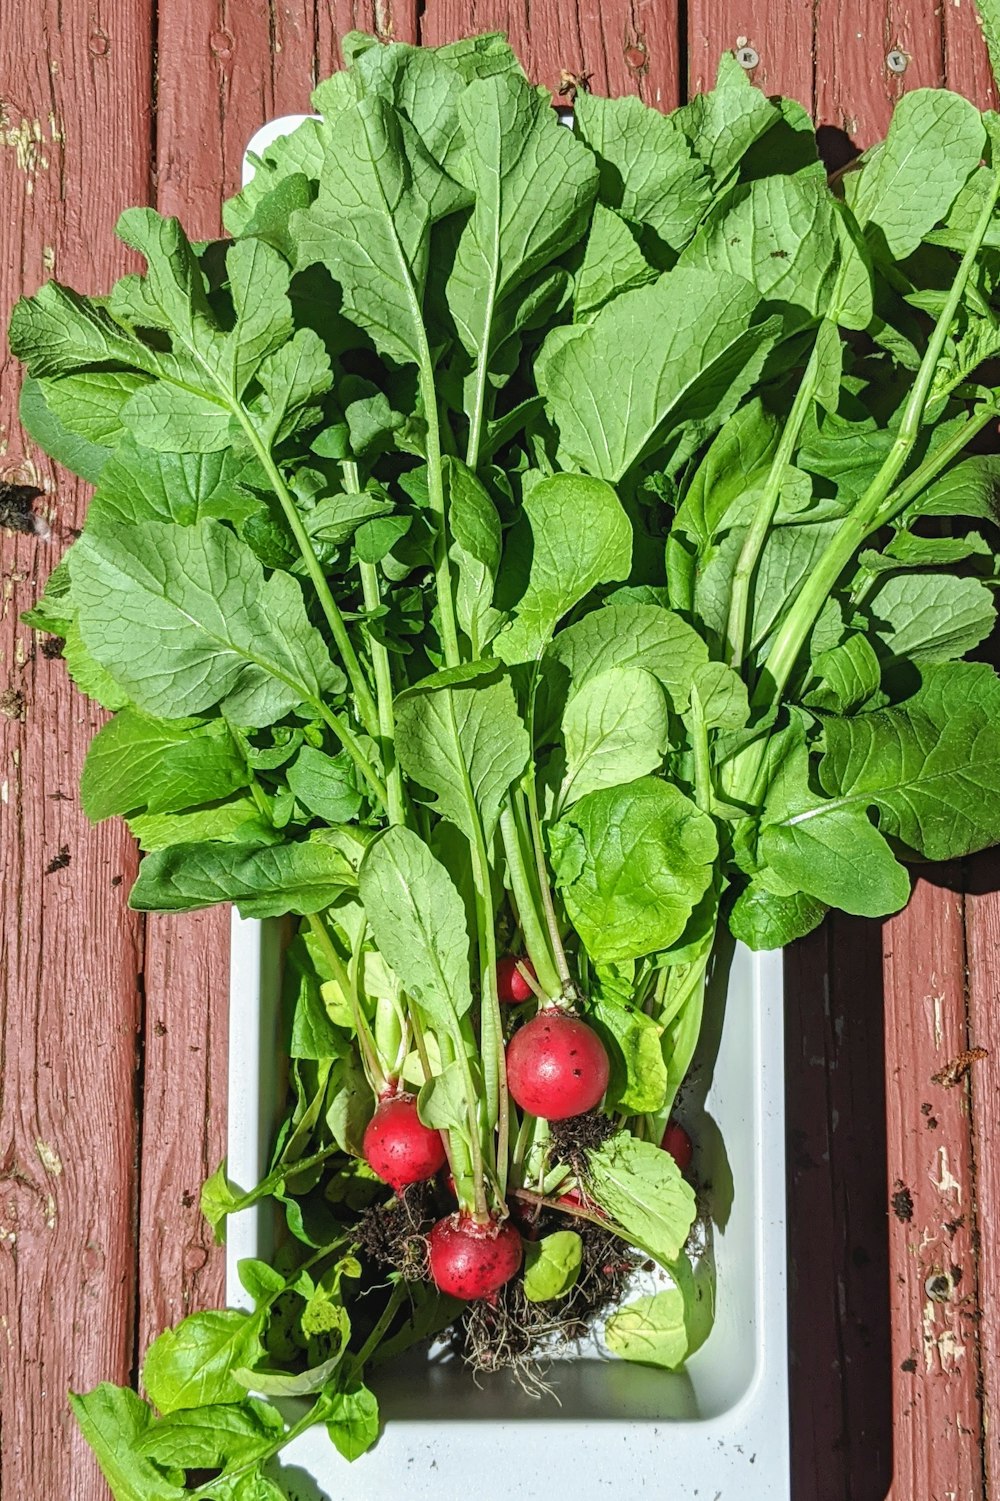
[1,3,998,1496]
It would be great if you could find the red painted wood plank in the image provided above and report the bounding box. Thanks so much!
[0,5,152,1498]
[882,873,983,1501]
[815,0,946,148]
[963,851,1000,1498]
[944,0,998,111]
[686,0,814,107]
[419,0,681,110]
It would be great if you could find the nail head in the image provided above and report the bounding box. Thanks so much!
[736,46,759,70]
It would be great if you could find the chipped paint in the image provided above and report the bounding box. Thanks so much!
[0,107,63,193]
[1,781,9,805]
[35,1140,63,1176]
[42,245,55,272]
[931,1145,962,1199]
[931,992,944,1048]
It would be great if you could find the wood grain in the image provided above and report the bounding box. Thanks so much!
[686,0,815,105]
[964,851,1000,1498]
[882,873,983,1501]
[419,0,681,109]
[0,4,152,1497]
[815,0,946,148]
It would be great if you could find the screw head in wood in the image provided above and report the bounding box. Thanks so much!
[735,45,759,70]
[886,49,908,74]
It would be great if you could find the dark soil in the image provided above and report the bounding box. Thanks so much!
[356,1182,436,1282]
[548,1110,617,1175]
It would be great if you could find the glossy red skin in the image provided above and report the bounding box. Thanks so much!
[362,1093,446,1191]
[427,1214,523,1300]
[505,1010,610,1120]
[661,1120,694,1174]
[496,955,536,1003]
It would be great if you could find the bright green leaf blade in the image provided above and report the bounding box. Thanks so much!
[129,837,356,916]
[819,663,1000,859]
[8,279,154,376]
[18,375,113,483]
[559,666,669,809]
[69,1386,183,1501]
[135,1401,282,1469]
[804,634,882,714]
[71,519,340,726]
[574,204,656,319]
[728,879,828,950]
[761,801,911,918]
[538,268,772,482]
[325,1381,380,1461]
[550,778,717,963]
[358,826,474,1030]
[143,1309,265,1415]
[286,745,363,824]
[591,994,668,1113]
[585,1133,697,1265]
[127,796,269,852]
[850,89,986,258]
[81,709,249,821]
[604,1287,688,1369]
[394,662,530,843]
[40,370,150,447]
[523,1231,583,1303]
[88,438,255,531]
[672,53,782,185]
[865,572,996,664]
[574,90,711,250]
[494,474,631,664]
[444,458,503,652]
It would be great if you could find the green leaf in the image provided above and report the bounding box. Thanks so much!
[293,95,470,367]
[574,204,656,319]
[604,1286,688,1369]
[523,1231,583,1302]
[818,663,1000,859]
[804,634,882,714]
[127,796,268,852]
[19,376,113,482]
[591,994,668,1113]
[143,1309,265,1414]
[850,90,986,258]
[8,279,152,375]
[759,733,911,919]
[325,1381,380,1462]
[358,826,474,1031]
[538,268,775,482]
[71,520,341,726]
[40,370,150,446]
[235,1350,346,1398]
[550,778,717,963]
[902,454,1000,524]
[586,1133,697,1265]
[61,620,131,710]
[728,878,828,950]
[417,1060,470,1133]
[81,709,249,821]
[673,53,782,186]
[541,601,708,728]
[573,91,711,250]
[444,459,503,653]
[447,71,596,385]
[689,661,750,730]
[129,837,357,917]
[680,174,839,315]
[494,474,631,663]
[88,439,256,531]
[558,666,669,809]
[394,662,529,843]
[69,1386,184,1501]
[135,1400,282,1469]
[286,745,363,823]
[865,572,996,664]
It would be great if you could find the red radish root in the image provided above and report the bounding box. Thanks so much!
[505,1010,610,1120]
[427,1213,523,1300]
[363,1092,446,1192]
[497,955,536,1003]
[661,1120,693,1174]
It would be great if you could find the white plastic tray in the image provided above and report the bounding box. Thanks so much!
[224,114,791,1500]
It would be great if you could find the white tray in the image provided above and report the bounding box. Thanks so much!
[224,114,791,1501]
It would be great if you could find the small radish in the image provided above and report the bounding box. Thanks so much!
[363,1092,446,1192]
[427,1213,522,1300]
[496,955,536,1004]
[505,1010,610,1120]
[661,1120,693,1174]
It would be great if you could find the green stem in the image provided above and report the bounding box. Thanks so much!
[645,931,715,1143]
[346,1280,407,1379]
[689,685,713,815]
[342,461,405,825]
[313,700,387,813]
[524,775,572,991]
[307,913,386,1096]
[499,799,563,999]
[754,170,1000,723]
[725,337,823,667]
[231,409,379,739]
[419,364,463,669]
[869,397,1000,532]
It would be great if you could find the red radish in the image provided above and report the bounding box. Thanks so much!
[505,1010,610,1120]
[661,1120,693,1174]
[496,955,536,1004]
[362,1092,445,1192]
[427,1213,522,1300]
